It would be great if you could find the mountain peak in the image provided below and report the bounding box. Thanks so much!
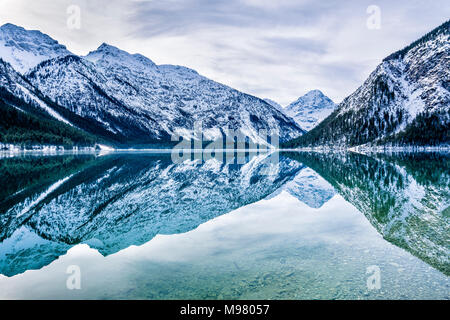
[290,90,335,109]
[96,42,120,53]
[285,90,336,131]
[88,42,130,58]
[1,23,22,30]
[0,23,71,74]
[293,90,331,104]
[0,23,37,35]
[86,43,156,69]
[0,23,66,47]
[303,89,325,97]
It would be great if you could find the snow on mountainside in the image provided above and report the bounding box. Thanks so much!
[285,20,450,148]
[85,43,304,143]
[0,23,304,146]
[0,58,70,124]
[263,98,285,113]
[285,90,336,131]
[0,23,71,74]
[27,54,166,145]
[0,58,98,147]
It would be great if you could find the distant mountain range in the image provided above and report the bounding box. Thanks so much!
[0,20,448,149]
[264,91,337,132]
[0,23,304,149]
[284,20,450,148]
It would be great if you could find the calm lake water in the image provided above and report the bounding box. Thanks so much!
[0,151,448,299]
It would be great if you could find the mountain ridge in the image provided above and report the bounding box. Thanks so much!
[0,25,304,147]
[0,57,98,148]
[283,20,450,148]
[0,23,71,74]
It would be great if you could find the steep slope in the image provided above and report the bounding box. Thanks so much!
[0,23,71,74]
[0,58,96,148]
[27,55,165,146]
[285,90,336,131]
[23,38,304,147]
[0,57,69,123]
[284,20,450,148]
[263,98,285,113]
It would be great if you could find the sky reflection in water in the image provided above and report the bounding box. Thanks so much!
[0,151,448,299]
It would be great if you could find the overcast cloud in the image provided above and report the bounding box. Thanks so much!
[0,0,448,105]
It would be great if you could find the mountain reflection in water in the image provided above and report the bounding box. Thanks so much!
[0,151,448,299]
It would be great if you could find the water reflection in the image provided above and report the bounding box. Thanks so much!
[285,152,449,276]
[0,152,302,276]
[0,151,448,299]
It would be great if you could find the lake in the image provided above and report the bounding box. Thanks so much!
[0,151,448,299]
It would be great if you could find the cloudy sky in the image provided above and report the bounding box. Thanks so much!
[0,0,448,105]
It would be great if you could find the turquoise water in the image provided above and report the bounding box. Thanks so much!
[0,151,448,299]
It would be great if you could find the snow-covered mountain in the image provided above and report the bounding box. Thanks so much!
[263,98,285,113]
[0,57,98,148]
[285,90,336,131]
[27,54,164,145]
[0,153,303,276]
[0,23,71,74]
[285,20,450,148]
[0,23,306,147]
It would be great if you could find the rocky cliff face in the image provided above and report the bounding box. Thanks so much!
[0,57,99,147]
[0,57,70,124]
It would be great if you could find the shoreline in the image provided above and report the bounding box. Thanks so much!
[0,146,449,156]
[280,146,450,153]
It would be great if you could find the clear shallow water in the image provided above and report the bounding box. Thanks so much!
[0,151,448,299]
